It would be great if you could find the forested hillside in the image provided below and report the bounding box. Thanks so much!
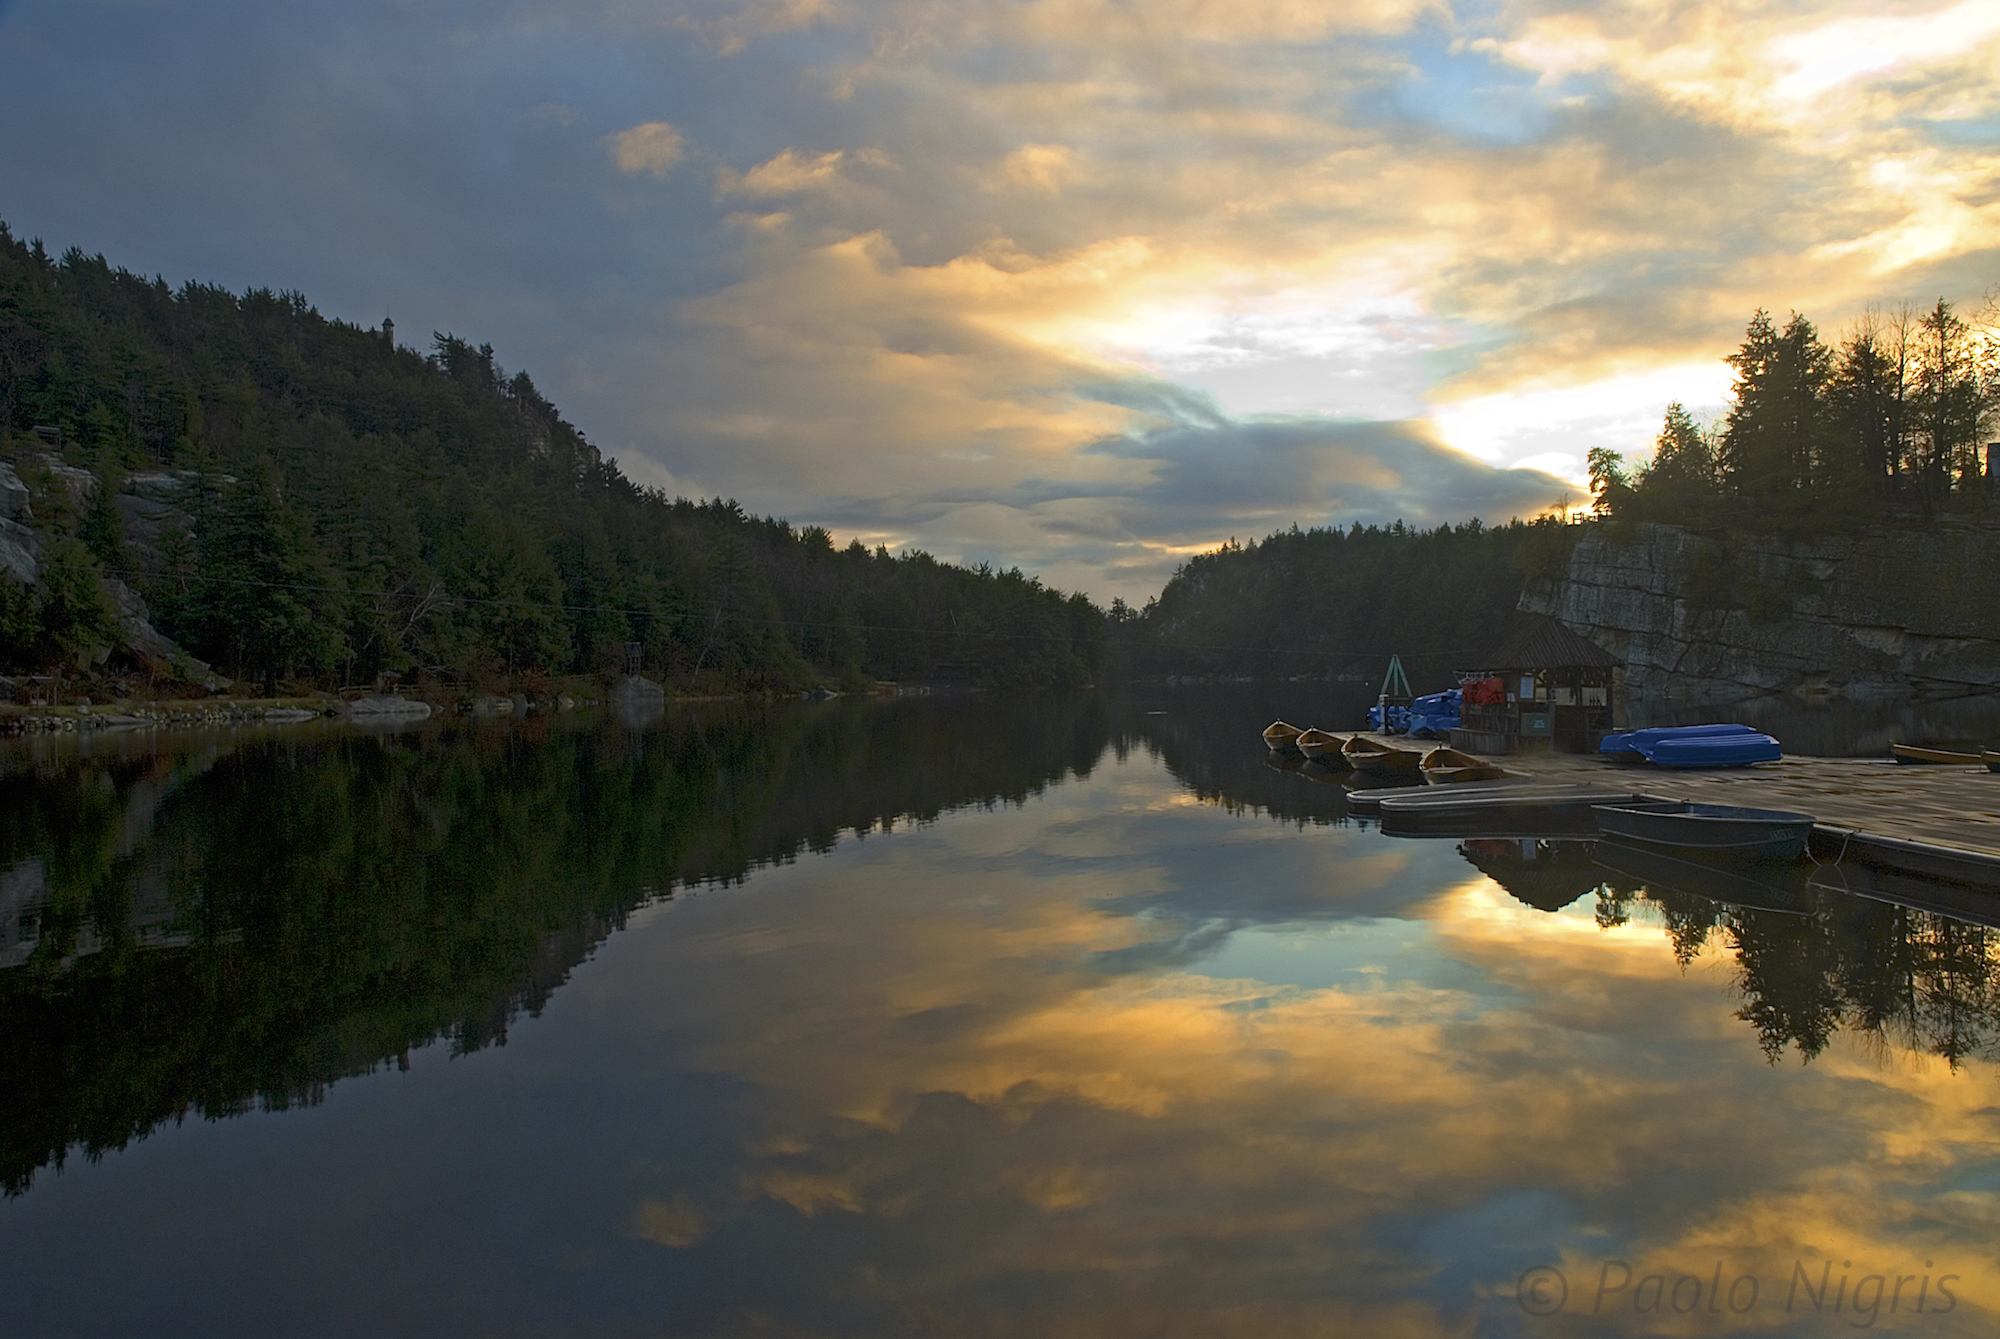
[0,226,1103,693]
[1113,517,1570,689]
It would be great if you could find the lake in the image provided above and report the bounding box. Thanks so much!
[2,688,1996,1336]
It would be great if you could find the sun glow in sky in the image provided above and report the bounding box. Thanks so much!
[3,0,1997,599]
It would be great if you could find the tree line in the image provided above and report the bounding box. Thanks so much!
[0,226,1102,693]
[1593,298,2000,525]
[1105,516,1571,687]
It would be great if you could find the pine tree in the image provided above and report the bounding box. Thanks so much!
[1645,402,1715,496]
[1719,310,1834,499]
[175,467,348,692]
[1829,309,1911,496]
[1908,299,1986,512]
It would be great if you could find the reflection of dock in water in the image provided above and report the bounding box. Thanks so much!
[1458,839,1603,912]
[1272,742,2000,902]
[1591,839,1812,916]
[1506,750,2000,887]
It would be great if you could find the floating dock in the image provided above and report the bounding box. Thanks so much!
[1333,733,2000,894]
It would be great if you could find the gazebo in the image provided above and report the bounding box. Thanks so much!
[1453,616,1621,755]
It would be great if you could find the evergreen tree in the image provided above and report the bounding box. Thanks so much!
[167,468,347,692]
[1718,310,1834,500]
[1829,309,1911,496]
[1585,446,1632,517]
[1908,299,1987,512]
[1636,401,1716,506]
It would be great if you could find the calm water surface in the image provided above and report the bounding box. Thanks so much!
[2,689,1998,1337]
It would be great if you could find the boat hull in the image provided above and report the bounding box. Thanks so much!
[1376,785,1648,838]
[1598,723,1782,767]
[1591,801,1814,861]
[1892,743,1983,766]
[1262,720,1304,752]
[1343,736,1425,774]
[1419,746,1506,784]
[1295,729,1349,763]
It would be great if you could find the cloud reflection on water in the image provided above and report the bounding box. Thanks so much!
[588,752,2000,1335]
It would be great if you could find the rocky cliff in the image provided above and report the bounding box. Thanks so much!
[1521,521,2000,701]
[0,455,220,685]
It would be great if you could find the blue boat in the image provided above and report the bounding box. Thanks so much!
[1597,723,1781,767]
[1367,702,1412,733]
[1404,688,1462,739]
[1591,800,1815,861]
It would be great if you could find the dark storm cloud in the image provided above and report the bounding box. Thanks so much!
[1086,408,1570,533]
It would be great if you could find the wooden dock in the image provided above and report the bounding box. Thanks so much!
[1319,729,2000,889]
[1513,750,2000,860]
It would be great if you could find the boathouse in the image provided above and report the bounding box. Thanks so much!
[1453,616,1620,755]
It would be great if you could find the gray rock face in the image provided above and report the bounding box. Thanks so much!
[32,454,99,510]
[115,470,236,574]
[612,674,665,727]
[0,462,36,585]
[0,458,220,682]
[0,462,30,523]
[612,674,665,703]
[1522,521,2000,701]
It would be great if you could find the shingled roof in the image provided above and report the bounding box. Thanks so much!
[1478,616,1619,670]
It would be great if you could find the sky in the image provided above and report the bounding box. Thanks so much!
[2,0,1997,602]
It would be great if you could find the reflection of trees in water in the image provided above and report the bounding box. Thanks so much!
[0,694,1112,1196]
[1121,687,2000,1073]
[1109,687,1360,830]
[1592,881,2000,1068]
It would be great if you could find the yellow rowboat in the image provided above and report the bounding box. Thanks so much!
[1419,746,1508,785]
[1891,743,1983,765]
[1295,728,1349,763]
[1263,720,1304,751]
[1343,734,1425,774]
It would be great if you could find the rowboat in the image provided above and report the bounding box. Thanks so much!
[1342,734,1425,774]
[1591,800,1815,861]
[1891,743,1983,766]
[1262,720,1304,751]
[1295,728,1348,763]
[1986,751,2000,775]
[1419,746,1507,785]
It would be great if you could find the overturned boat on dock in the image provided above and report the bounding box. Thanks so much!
[1597,723,1782,768]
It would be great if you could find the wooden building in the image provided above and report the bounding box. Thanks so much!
[1452,617,1620,755]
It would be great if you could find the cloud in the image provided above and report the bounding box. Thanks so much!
[5,0,1999,600]
[552,767,2000,1333]
[607,120,686,178]
[989,144,1079,195]
[717,147,848,198]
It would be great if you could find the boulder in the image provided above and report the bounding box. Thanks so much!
[346,696,432,719]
